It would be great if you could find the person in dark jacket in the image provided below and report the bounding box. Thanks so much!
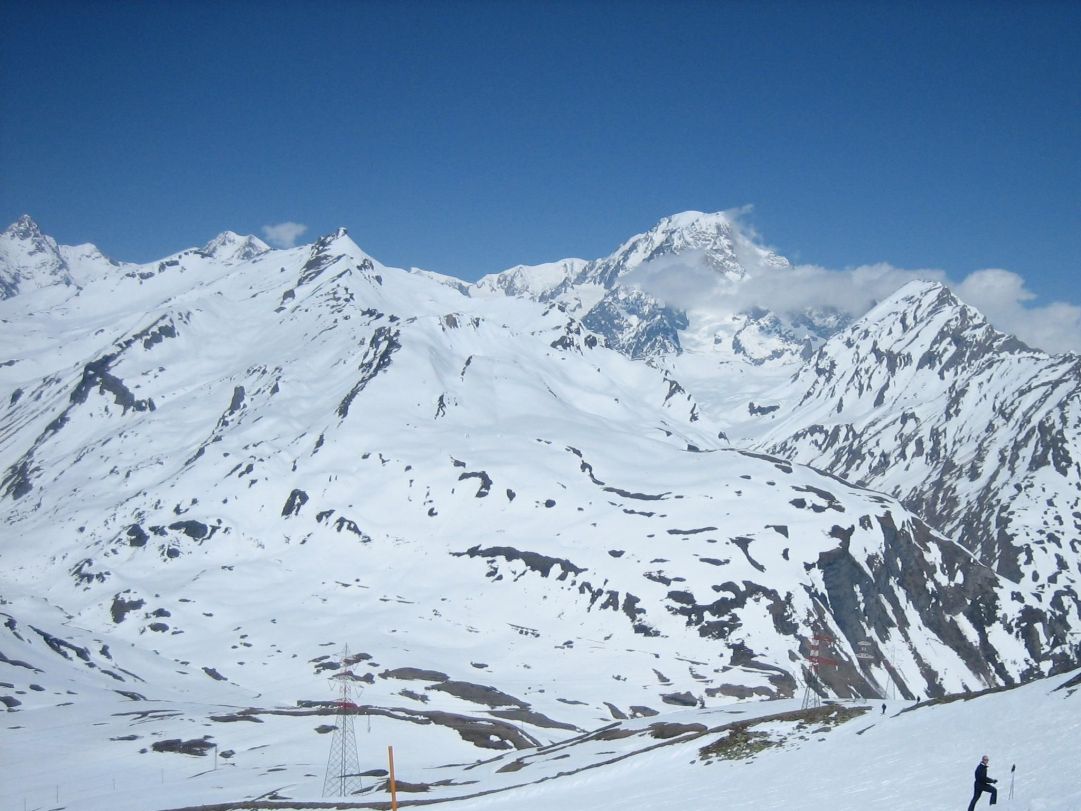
[967,755,997,809]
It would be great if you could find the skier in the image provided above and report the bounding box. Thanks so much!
[881,703,886,715]
[967,755,997,810]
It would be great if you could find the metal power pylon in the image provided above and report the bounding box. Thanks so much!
[801,630,837,710]
[322,647,363,797]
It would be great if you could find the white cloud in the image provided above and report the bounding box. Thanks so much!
[619,215,1081,355]
[734,262,946,317]
[620,250,726,310]
[623,250,944,323]
[956,269,1081,354]
[261,221,308,249]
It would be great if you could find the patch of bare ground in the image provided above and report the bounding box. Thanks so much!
[699,703,869,762]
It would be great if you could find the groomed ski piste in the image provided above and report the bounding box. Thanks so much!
[4,665,1079,811]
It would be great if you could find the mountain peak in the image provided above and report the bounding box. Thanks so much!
[201,231,270,262]
[0,216,74,299]
[300,226,380,274]
[632,211,738,250]
[861,279,978,330]
[655,209,735,231]
[312,225,365,254]
[592,210,788,293]
[4,215,46,243]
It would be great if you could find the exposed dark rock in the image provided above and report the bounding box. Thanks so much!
[126,525,149,547]
[706,683,775,700]
[136,321,177,350]
[168,520,211,540]
[71,557,109,585]
[455,545,585,579]
[650,721,706,738]
[489,707,579,731]
[110,592,145,624]
[459,471,492,497]
[660,691,697,706]
[604,702,628,719]
[333,517,371,541]
[30,626,91,662]
[151,737,214,756]
[337,326,402,418]
[428,680,528,709]
[210,712,263,723]
[730,536,766,572]
[70,355,156,414]
[379,667,449,682]
[604,486,669,501]
[0,651,39,672]
[281,489,309,517]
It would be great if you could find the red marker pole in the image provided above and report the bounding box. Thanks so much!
[388,745,399,811]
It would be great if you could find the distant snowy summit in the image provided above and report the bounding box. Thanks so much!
[199,230,270,263]
[0,215,80,298]
[473,210,843,363]
[0,216,276,301]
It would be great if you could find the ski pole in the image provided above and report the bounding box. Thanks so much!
[1009,764,1015,800]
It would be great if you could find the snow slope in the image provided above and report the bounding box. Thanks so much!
[5,639,1077,811]
[1,215,1078,811]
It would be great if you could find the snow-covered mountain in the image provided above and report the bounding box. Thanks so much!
[739,281,1081,673]
[0,214,105,298]
[472,211,1081,674]
[474,211,833,363]
[1,214,1078,809]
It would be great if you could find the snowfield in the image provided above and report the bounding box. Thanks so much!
[5,661,1078,811]
[2,213,1079,811]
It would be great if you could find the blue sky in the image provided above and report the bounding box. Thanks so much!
[2,1,1078,305]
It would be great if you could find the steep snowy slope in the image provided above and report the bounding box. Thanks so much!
[739,281,1081,673]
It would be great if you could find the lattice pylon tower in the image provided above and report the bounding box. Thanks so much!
[322,648,363,798]
[801,631,837,710]
[855,640,877,702]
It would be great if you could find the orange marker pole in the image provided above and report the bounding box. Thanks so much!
[388,745,398,811]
